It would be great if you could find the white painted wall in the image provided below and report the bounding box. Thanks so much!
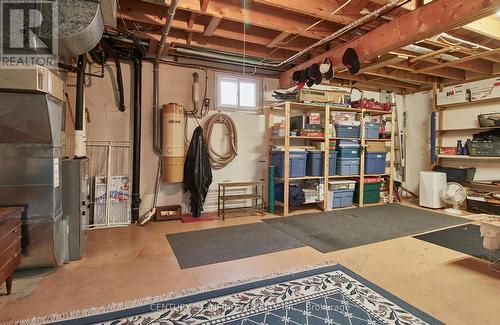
[68,62,277,215]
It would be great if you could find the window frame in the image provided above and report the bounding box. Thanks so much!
[216,73,261,112]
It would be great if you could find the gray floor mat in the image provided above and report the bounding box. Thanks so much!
[263,204,469,253]
[166,222,305,269]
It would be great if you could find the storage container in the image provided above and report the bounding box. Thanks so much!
[337,140,361,158]
[328,189,355,209]
[433,166,476,182]
[364,122,380,139]
[336,158,360,175]
[466,140,500,157]
[365,152,387,174]
[334,124,360,138]
[366,141,386,153]
[477,112,500,127]
[306,151,338,176]
[329,180,356,191]
[270,151,307,178]
[466,197,500,215]
[354,181,382,204]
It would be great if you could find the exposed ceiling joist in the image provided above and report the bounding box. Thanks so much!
[253,0,369,26]
[417,48,500,74]
[267,31,291,48]
[200,0,209,11]
[204,15,222,36]
[363,67,436,84]
[358,54,407,73]
[280,0,500,87]
[141,0,337,40]
[335,72,420,90]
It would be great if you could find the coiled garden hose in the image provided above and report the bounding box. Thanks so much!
[203,113,238,169]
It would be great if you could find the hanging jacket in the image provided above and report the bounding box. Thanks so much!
[183,126,213,217]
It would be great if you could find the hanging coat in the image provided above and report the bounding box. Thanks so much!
[183,126,213,217]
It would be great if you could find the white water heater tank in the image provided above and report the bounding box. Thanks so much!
[419,171,447,209]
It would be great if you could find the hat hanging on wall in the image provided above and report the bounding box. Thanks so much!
[342,48,360,74]
[292,70,302,84]
[320,58,334,80]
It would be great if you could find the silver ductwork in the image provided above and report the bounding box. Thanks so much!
[402,44,459,62]
[58,0,104,57]
[0,91,67,268]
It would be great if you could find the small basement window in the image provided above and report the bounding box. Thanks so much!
[216,74,260,111]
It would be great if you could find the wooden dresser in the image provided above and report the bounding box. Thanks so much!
[0,207,23,295]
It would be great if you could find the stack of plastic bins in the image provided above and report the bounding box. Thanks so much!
[354,177,382,204]
[336,140,360,175]
[364,122,380,139]
[334,122,360,138]
[365,152,387,174]
[306,151,338,176]
[328,180,356,209]
[270,150,307,178]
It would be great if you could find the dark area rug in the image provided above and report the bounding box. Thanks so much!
[263,204,469,253]
[166,222,305,268]
[414,224,490,260]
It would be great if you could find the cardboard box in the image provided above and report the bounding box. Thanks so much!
[366,141,386,152]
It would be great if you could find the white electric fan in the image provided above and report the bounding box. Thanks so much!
[440,182,467,215]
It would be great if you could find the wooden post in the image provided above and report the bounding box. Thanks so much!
[284,102,290,216]
[359,110,366,207]
[324,104,330,211]
[389,110,397,203]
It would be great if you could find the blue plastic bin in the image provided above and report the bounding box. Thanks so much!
[328,189,355,209]
[365,152,387,174]
[270,151,307,178]
[337,140,361,158]
[336,158,360,175]
[306,151,338,176]
[365,122,380,139]
[334,124,360,138]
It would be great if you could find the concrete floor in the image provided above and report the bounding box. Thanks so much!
[1,204,499,324]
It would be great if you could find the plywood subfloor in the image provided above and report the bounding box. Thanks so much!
[0,203,499,324]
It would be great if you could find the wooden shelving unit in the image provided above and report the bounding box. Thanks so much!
[266,101,396,216]
[432,87,500,165]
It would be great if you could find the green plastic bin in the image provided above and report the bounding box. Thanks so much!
[354,181,381,204]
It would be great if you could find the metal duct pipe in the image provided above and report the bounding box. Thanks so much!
[263,0,408,67]
[152,0,179,155]
[132,58,142,223]
[402,44,459,62]
[439,33,492,51]
[75,54,86,131]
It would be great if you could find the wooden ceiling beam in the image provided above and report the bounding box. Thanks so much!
[203,15,222,36]
[140,0,338,40]
[335,72,420,90]
[267,31,291,48]
[253,0,370,26]
[417,48,500,74]
[200,0,209,11]
[280,0,500,87]
[358,54,408,73]
[391,61,466,80]
[135,29,296,61]
[187,12,197,29]
[363,67,436,84]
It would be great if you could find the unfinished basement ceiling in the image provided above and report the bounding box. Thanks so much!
[113,0,500,93]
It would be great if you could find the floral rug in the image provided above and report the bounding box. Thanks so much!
[32,263,441,325]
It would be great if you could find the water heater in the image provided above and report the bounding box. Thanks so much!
[161,103,185,182]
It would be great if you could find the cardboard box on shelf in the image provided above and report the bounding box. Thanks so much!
[366,141,386,152]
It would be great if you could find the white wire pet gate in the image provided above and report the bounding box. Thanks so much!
[87,141,131,228]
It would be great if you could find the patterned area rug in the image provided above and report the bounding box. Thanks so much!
[35,264,441,325]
